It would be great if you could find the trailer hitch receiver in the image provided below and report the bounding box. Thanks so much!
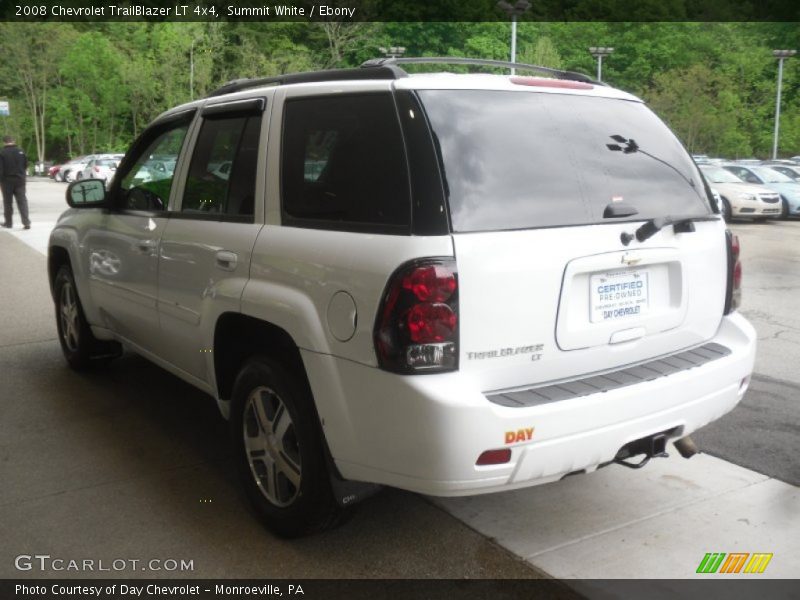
[613,432,670,470]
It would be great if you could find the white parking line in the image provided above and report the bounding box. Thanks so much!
[432,453,799,579]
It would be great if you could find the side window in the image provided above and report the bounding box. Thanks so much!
[745,171,762,184]
[118,122,189,211]
[282,93,410,231]
[731,167,758,184]
[182,114,262,219]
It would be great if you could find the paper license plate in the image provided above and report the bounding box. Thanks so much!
[590,269,649,323]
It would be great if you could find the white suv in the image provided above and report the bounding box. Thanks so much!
[49,58,756,537]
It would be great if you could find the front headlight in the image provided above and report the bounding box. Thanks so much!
[735,192,757,202]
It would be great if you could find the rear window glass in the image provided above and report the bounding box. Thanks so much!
[418,91,711,232]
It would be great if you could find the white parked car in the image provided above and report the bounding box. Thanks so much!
[57,156,91,182]
[723,164,800,219]
[699,164,782,221]
[49,58,756,537]
[80,158,119,184]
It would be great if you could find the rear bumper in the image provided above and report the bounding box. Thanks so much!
[307,313,756,496]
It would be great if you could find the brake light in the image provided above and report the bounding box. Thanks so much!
[375,258,458,373]
[510,76,593,90]
[724,231,742,314]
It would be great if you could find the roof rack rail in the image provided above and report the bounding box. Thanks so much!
[361,56,601,85]
[206,64,407,98]
[206,56,600,98]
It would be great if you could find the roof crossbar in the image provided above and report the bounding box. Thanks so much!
[207,64,407,98]
[361,56,601,85]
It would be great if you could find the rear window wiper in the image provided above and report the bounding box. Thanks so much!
[606,134,703,200]
[622,214,719,245]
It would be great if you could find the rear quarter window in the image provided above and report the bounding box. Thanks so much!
[281,93,411,233]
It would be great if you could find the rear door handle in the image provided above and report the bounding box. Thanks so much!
[215,250,238,271]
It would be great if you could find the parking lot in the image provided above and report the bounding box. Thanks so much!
[1,180,798,584]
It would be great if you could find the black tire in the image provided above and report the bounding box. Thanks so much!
[780,197,789,220]
[54,265,120,370]
[720,198,732,223]
[231,356,344,537]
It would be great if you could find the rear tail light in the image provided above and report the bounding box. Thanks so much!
[374,258,458,373]
[724,230,742,314]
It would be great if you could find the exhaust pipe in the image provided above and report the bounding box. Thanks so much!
[674,435,699,459]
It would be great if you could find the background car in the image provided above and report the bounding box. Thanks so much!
[699,164,782,221]
[210,160,232,180]
[60,153,123,182]
[709,187,723,213]
[56,156,89,182]
[763,163,800,182]
[80,158,119,184]
[723,164,800,219]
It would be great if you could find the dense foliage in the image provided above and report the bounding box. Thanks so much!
[0,22,797,163]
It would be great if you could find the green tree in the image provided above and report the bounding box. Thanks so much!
[0,23,76,162]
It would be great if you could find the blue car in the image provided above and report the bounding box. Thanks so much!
[723,164,800,219]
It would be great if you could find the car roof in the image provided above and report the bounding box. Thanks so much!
[154,60,642,123]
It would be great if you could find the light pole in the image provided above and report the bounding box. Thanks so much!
[379,46,406,59]
[497,1,532,75]
[589,47,614,82]
[190,39,195,101]
[772,49,796,160]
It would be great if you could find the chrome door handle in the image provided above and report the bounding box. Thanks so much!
[215,250,238,271]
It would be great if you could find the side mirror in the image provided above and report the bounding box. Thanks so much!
[66,179,108,208]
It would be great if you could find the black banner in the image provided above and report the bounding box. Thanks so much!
[3,579,800,600]
[2,0,800,22]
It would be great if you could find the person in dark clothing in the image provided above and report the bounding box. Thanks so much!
[0,135,31,229]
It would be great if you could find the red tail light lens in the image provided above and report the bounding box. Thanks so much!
[407,303,457,343]
[725,231,742,314]
[375,258,458,373]
[476,448,512,466]
[402,264,456,302]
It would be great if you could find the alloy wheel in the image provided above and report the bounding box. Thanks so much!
[59,281,80,353]
[243,386,302,507]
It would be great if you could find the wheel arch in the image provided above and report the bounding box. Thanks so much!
[48,245,73,301]
[213,313,309,407]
